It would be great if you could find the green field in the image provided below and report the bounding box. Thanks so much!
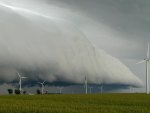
[0,94,150,113]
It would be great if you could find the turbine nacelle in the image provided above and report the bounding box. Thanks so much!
[38,81,46,86]
[17,72,27,79]
[144,59,149,61]
[137,43,150,64]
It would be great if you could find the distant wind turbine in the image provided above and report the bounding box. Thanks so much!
[89,87,93,94]
[137,43,150,94]
[17,72,27,93]
[100,85,103,94]
[38,81,46,94]
[58,87,63,94]
[98,83,103,94]
[84,76,88,94]
[129,86,132,93]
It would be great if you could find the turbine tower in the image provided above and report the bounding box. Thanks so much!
[58,87,63,94]
[100,85,103,94]
[137,43,150,94]
[129,86,132,93]
[84,76,88,94]
[38,81,46,94]
[89,87,93,94]
[17,72,27,93]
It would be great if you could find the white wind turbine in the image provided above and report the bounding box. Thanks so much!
[137,43,150,94]
[17,72,27,93]
[129,86,132,93]
[100,85,103,94]
[38,81,46,94]
[57,87,63,94]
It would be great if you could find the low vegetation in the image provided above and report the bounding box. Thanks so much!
[0,94,149,113]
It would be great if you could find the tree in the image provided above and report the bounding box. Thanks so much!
[36,89,41,94]
[23,91,26,95]
[7,89,13,94]
[15,89,20,94]
[45,90,48,94]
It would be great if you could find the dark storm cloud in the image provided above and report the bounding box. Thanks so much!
[50,0,150,40]
[45,0,150,59]
[0,0,144,89]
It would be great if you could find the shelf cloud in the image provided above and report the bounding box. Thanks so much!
[0,0,143,87]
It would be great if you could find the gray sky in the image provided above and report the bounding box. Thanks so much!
[50,0,150,58]
[45,0,150,92]
[46,0,150,83]
[0,0,149,93]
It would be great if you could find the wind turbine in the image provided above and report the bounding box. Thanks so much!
[100,85,103,94]
[17,72,27,93]
[84,76,88,94]
[98,82,103,94]
[129,86,132,93]
[38,81,46,94]
[137,43,150,94]
[58,87,63,94]
[89,87,93,94]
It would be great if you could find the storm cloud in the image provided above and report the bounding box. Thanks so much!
[0,0,143,87]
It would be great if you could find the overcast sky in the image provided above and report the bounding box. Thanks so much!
[47,0,150,92]
[49,0,150,58]
[0,0,149,93]
[46,0,150,86]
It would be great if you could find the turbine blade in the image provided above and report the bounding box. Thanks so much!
[19,79,21,84]
[21,77,27,79]
[17,72,21,78]
[43,81,46,84]
[147,42,150,59]
[136,60,145,64]
[38,82,42,85]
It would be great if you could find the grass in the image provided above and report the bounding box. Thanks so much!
[0,94,150,113]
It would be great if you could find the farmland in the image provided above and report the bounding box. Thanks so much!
[0,94,150,113]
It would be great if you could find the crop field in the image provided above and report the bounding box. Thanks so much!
[0,94,150,113]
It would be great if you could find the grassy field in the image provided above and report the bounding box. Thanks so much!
[0,94,150,113]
